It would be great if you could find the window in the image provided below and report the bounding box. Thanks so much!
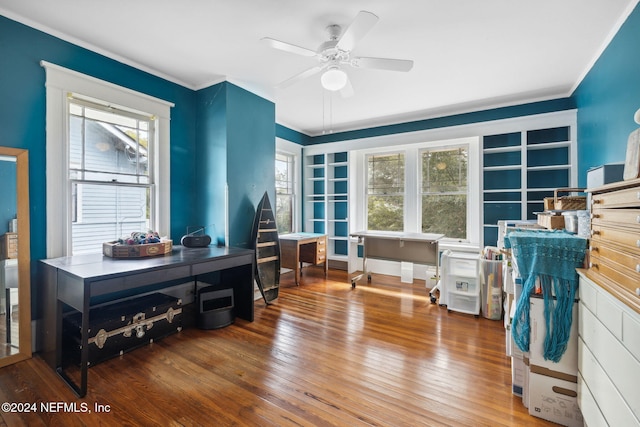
[421,147,468,239]
[42,61,173,258]
[358,138,476,243]
[275,152,295,234]
[366,153,404,231]
[68,99,155,254]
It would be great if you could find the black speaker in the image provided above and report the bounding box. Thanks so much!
[197,287,234,329]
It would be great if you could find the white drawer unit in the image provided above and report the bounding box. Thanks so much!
[577,272,640,427]
[441,252,481,316]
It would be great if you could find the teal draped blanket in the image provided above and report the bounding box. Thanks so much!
[505,230,586,362]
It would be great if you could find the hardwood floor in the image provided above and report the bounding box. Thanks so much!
[0,268,556,426]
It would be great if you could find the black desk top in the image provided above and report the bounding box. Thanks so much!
[40,245,254,281]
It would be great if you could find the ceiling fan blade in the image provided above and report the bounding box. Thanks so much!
[261,37,317,57]
[340,79,354,98]
[336,10,379,51]
[352,57,414,72]
[276,65,326,89]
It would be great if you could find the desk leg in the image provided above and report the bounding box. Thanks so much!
[350,239,370,288]
[57,306,89,398]
[294,245,301,286]
[5,288,10,344]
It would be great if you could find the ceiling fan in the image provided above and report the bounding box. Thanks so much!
[262,10,414,97]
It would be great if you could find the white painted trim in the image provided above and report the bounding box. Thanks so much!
[276,138,303,232]
[42,62,173,257]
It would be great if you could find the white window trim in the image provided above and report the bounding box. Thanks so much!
[41,61,174,258]
[276,137,302,232]
[354,137,481,246]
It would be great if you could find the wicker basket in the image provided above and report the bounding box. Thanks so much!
[543,188,586,211]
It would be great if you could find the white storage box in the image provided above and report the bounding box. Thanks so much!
[447,292,480,316]
[511,355,526,397]
[529,296,578,376]
[528,370,583,427]
[440,252,480,316]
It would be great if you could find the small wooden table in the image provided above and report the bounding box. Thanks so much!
[279,233,328,285]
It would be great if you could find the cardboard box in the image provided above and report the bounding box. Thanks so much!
[536,213,565,230]
[0,233,18,259]
[511,355,526,397]
[103,239,173,258]
[529,296,578,376]
[528,369,583,427]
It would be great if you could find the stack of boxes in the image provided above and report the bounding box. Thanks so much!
[500,221,583,426]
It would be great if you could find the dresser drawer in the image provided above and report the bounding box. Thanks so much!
[299,237,326,264]
[591,224,640,253]
[591,208,640,230]
[589,254,640,301]
[590,239,640,273]
[592,186,640,208]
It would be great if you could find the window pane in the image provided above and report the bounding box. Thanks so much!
[367,195,404,231]
[70,103,150,179]
[421,147,468,239]
[368,153,404,195]
[422,148,467,192]
[275,152,294,234]
[276,194,292,234]
[367,153,404,231]
[72,183,150,254]
[422,194,467,238]
[69,99,155,255]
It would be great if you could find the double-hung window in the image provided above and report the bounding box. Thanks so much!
[69,99,155,254]
[366,153,405,231]
[42,62,173,258]
[359,138,477,243]
[420,147,468,239]
[275,152,295,234]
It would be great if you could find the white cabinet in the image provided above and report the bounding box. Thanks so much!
[578,272,640,427]
[441,251,480,316]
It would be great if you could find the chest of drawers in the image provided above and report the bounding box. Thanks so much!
[588,177,640,314]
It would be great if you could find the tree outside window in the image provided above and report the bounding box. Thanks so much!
[421,147,467,239]
[367,153,404,231]
[275,152,294,234]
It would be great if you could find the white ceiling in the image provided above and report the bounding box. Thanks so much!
[1,0,638,136]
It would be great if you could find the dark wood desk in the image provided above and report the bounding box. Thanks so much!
[39,245,254,397]
[279,233,328,285]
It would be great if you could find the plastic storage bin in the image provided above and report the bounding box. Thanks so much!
[441,252,481,316]
[480,259,504,320]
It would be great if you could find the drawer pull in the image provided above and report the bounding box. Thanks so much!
[591,230,600,236]
[589,246,598,253]
[637,264,640,273]
[589,262,598,270]
[592,198,601,205]
[591,213,599,219]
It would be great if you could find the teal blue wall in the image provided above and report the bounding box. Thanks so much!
[226,84,276,248]
[304,98,575,145]
[573,3,640,186]
[194,82,276,248]
[0,16,198,263]
[0,161,17,234]
[195,83,228,245]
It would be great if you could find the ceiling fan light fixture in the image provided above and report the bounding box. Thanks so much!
[321,67,348,91]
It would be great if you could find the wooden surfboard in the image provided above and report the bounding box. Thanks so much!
[251,191,280,304]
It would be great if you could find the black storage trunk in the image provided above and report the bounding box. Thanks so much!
[63,293,183,366]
